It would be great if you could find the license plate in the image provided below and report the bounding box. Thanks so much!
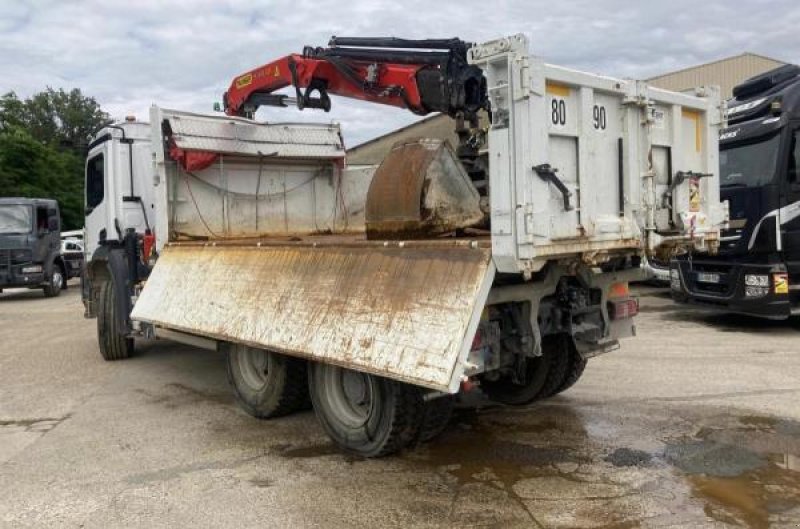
[696,272,721,284]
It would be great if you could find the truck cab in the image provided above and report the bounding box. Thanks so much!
[0,197,68,297]
[671,64,800,318]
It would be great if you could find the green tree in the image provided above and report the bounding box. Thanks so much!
[0,88,111,229]
[0,88,111,151]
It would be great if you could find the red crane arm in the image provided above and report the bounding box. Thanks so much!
[222,37,488,120]
[224,54,428,116]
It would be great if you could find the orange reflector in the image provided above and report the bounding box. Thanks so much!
[608,282,629,299]
[774,273,789,295]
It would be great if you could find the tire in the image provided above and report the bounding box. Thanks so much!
[43,266,63,298]
[97,280,133,360]
[553,346,588,396]
[308,363,422,457]
[535,335,572,400]
[226,344,310,419]
[481,346,551,405]
[417,395,455,443]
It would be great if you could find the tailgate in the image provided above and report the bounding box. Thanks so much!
[131,241,494,392]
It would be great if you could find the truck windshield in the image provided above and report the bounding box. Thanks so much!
[0,205,33,234]
[720,133,781,188]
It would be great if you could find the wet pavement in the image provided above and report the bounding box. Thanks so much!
[1,283,800,528]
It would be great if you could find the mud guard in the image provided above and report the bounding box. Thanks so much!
[131,242,495,392]
[88,245,133,335]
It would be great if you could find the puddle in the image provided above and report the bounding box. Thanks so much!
[665,416,800,528]
[260,400,800,527]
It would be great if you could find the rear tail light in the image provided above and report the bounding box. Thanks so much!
[608,298,638,320]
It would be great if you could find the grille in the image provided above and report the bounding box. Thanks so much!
[0,248,32,271]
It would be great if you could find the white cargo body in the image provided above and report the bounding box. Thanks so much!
[84,34,725,456]
[469,35,725,274]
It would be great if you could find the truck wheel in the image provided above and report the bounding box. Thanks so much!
[481,350,551,405]
[553,349,588,396]
[226,344,310,419]
[417,395,455,442]
[308,363,422,457]
[43,267,63,297]
[535,335,572,400]
[97,280,134,360]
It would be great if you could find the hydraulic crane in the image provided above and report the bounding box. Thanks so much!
[223,36,488,121]
[222,37,491,192]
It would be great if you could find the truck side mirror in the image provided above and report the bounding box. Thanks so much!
[48,217,59,232]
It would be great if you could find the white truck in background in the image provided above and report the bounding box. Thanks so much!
[81,35,725,457]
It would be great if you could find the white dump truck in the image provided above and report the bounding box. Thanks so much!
[82,35,725,456]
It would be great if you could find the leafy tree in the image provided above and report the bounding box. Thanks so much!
[0,88,111,230]
[0,88,111,151]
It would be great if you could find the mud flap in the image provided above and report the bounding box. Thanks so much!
[131,243,495,392]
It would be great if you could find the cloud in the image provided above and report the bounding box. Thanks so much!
[1,0,798,145]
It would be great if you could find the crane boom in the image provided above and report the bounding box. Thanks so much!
[223,37,489,120]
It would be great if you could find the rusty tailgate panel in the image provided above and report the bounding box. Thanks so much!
[131,243,495,392]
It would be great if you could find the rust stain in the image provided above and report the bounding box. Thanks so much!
[131,243,493,391]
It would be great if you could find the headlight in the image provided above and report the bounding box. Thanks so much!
[21,265,42,274]
[744,274,769,287]
[744,285,769,298]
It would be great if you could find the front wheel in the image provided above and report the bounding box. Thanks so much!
[226,344,310,419]
[43,267,63,297]
[97,280,133,360]
[308,363,422,457]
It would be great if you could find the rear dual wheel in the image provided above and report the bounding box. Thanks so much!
[482,335,587,405]
[307,363,455,457]
[226,344,310,418]
[308,363,422,457]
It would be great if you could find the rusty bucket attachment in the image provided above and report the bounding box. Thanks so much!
[365,138,485,239]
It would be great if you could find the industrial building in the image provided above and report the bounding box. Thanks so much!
[347,52,791,166]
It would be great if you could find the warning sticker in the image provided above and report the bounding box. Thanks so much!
[689,177,701,213]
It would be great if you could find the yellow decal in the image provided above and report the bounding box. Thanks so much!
[689,177,701,212]
[271,65,281,77]
[682,109,702,152]
[774,273,789,294]
[546,82,570,97]
[235,73,253,89]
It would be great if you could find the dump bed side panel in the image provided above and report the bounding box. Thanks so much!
[132,243,494,393]
[150,107,368,244]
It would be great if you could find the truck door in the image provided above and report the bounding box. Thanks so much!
[783,126,800,272]
[84,148,109,258]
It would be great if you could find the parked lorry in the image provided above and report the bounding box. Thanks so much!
[82,35,724,456]
[671,65,800,318]
[0,197,74,297]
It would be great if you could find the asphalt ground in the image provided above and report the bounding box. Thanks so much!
[1,282,799,528]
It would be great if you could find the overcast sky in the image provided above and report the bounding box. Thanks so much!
[1,0,798,146]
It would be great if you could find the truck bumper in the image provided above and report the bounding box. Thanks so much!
[669,258,792,320]
[0,271,46,289]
